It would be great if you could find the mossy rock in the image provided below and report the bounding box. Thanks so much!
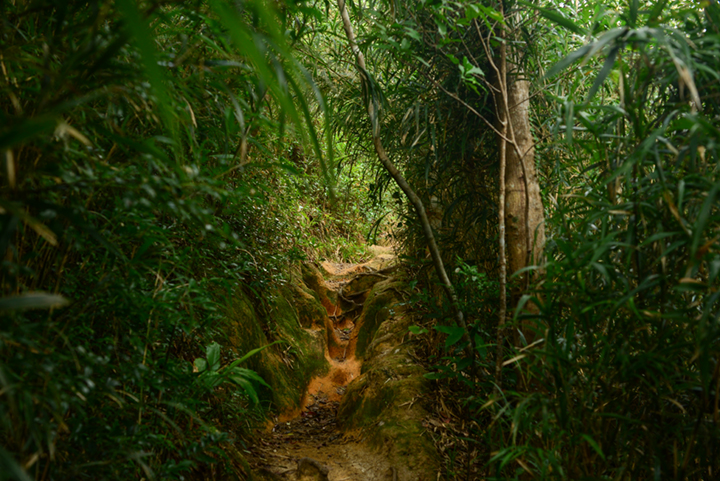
[354,278,406,359]
[363,251,396,271]
[337,274,383,314]
[300,262,337,308]
[286,281,327,329]
[277,284,343,358]
[338,355,438,480]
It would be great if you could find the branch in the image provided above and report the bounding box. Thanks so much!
[492,8,508,391]
[335,0,474,361]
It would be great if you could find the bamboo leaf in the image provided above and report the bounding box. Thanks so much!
[0,447,33,481]
[538,7,585,35]
[545,44,592,79]
[581,434,606,460]
[228,340,283,368]
[0,293,69,311]
[230,376,259,404]
[116,0,176,135]
[586,45,620,102]
[0,118,57,150]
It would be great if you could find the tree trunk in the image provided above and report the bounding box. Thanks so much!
[499,70,546,347]
[494,25,509,388]
[484,11,546,351]
[504,75,545,286]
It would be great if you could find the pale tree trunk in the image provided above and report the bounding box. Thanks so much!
[502,72,545,348]
[485,11,546,387]
[504,77,545,283]
[493,27,509,386]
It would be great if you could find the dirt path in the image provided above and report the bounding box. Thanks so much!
[248,398,395,480]
[247,247,398,481]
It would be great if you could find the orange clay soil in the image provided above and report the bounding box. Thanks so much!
[247,248,399,481]
[301,246,394,411]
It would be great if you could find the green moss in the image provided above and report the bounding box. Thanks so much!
[354,279,405,359]
[288,282,327,328]
[300,263,337,306]
[338,352,439,478]
[224,280,329,412]
[342,274,380,298]
[337,276,440,479]
[338,354,425,431]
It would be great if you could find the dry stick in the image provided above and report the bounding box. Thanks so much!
[491,10,509,390]
[336,0,474,361]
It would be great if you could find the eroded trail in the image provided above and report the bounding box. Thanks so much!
[249,399,395,480]
[248,247,398,481]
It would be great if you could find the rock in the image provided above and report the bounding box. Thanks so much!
[255,467,285,481]
[296,457,329,481]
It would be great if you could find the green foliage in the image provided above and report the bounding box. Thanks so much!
[475,2,720,479]
[0,0,365,478]
[309,0,500,264]
[7,0,718,479]
[193,341,273,404]
[395,1,720,479]
[409,257,498,386]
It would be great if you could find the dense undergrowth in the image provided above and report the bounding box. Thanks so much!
[0,1,379,478]
[395,2,720,480]
[4,0,720,479]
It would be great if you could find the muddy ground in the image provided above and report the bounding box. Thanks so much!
[245,247,435,481]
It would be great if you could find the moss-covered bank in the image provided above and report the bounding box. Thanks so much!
[338,278,440,480]
[224,271,330,413]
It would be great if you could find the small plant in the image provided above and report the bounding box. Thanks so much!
[194,341,277,404]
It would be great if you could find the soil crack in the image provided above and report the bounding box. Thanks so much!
[247,247,399,481]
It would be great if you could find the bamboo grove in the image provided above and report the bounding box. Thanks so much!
[2,0,720,479]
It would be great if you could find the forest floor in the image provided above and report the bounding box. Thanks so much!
[246,247,400,481]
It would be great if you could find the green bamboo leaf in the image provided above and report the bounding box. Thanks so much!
[0,200,58,246]
[545,44,592,79]
[581,434,606,460]
[0,447,33,481]
[591,262,610,280]
[584,28,626,61]
[0,118,56,150]
[586,45,620,102]
[565,100,574,144]
[208,0,299,127]
[286,73,336,199]
[206,342,221,371]
[538,7,585,35]
[116,0,176,136]
[231,367,271,388]
[0,293,69,312]
[228,340,282,368]
[230,375,259,404]
[691,184,719,259]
